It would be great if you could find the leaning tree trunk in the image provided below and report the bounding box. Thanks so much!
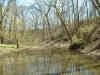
[90,0,100,15]
[58,15,72,44]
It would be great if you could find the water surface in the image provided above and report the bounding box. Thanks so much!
[0,48,100,75]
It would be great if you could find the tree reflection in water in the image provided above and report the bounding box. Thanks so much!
[0,49,100,75]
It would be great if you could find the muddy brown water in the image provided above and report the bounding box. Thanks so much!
[0,48,100,75]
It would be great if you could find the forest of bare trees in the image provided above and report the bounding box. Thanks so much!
[0,0,100,48]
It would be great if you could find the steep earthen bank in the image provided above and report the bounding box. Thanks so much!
[45,39,100,59]
[80,40,100,58]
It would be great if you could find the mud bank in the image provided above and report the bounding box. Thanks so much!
[80,40,100,58]
[45,40,100,59]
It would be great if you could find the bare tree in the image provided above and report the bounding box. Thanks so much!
[33,1,54,40]
[0,0,12,44]
[90,0,100,15]
[47,0,72,43]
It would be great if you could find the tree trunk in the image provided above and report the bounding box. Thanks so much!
[90,0,100,15]
[14,16,19,48]
[42,23,45,41]
[0,4,3,44]
[58,15,72,44]
[45,15,53,40]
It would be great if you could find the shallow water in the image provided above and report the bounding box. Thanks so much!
[0,48,100,75]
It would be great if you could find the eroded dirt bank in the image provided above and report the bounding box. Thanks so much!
[80,40,100,58]
[43,40,100,59]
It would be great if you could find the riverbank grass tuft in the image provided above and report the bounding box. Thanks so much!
[0,44,17,52]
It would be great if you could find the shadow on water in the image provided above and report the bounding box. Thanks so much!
[0,48,100,75]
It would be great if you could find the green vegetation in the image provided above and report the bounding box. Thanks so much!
[0,44,16,52]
